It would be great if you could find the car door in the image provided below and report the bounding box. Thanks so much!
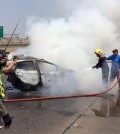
[36,61,62,87]
[15,60,40,86]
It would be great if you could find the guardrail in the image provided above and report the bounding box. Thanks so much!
[0,38,30,46]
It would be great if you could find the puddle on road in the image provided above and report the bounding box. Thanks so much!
[91,94,120,117]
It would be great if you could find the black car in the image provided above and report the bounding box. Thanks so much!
[7,55,77,91]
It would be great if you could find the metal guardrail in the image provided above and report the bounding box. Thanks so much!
[4,34,19,38]
[0,38,30,46]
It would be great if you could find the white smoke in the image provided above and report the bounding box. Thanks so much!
[24,0,120,95]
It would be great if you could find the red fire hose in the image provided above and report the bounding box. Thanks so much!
[4,62,120,103]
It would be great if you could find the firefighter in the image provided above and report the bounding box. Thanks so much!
[106,49,120,92]
[92,49,109,87]
[0,55,16,129]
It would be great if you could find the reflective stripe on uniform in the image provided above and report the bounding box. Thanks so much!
[0,85,5,98]
[0,73,5,99]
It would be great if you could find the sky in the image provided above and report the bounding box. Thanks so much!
[1,0,120,94]
[0,0,67,37]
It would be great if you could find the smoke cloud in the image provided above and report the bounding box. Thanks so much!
[24,0,120,95]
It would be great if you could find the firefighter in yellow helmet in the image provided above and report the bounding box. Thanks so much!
[92,49,109,86]
[92,49,117,117]
[95,49,103,55]
[0,53,16,129]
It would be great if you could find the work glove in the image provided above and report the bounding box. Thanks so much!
[2,114,12,129]
[92,66,96,69]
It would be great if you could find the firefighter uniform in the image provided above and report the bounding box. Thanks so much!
[0,52,16,128]
[93,49,109,85]
[0,66,12,128]
[0,69,5,99]
[0,67,8,127]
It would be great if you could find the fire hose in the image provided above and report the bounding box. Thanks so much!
[4,61,120,103]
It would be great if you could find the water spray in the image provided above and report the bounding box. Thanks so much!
[79,67,92,74]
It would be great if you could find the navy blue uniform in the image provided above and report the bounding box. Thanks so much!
[94,56,109,84]
[106,55,120,80]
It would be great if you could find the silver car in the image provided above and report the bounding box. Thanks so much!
[7,57,77,91]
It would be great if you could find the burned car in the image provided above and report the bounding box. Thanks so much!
[6,55,77,91]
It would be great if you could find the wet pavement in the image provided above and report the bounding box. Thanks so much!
[0,88,120,134]
[0,76,120,134]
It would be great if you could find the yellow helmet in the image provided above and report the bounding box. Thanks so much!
[95,49,103,55]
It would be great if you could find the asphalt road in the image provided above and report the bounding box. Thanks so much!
[0,93,100,134]
[0,79,120,134]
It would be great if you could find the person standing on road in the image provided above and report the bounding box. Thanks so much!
[92,49,109,87]
[92,49,110,117]
[106,49,120,92]
[0,55,16,129]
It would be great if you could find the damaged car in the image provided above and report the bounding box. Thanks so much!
[6,54,78,91]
